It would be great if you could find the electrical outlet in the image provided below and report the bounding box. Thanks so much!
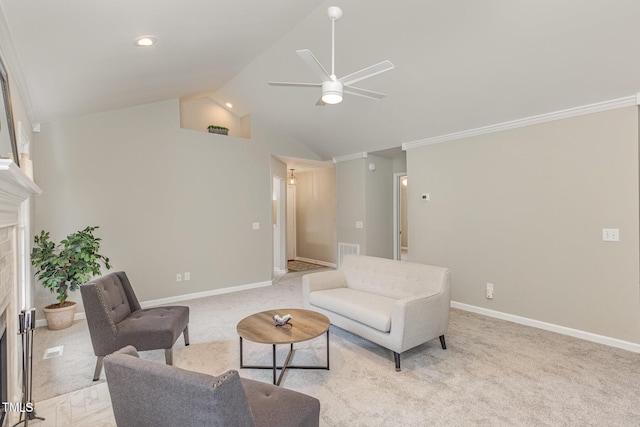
[184,272,190,281]
[486,282,494,299]
[176,273,182,282]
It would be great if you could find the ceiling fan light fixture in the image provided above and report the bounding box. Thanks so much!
[321,80,343,104]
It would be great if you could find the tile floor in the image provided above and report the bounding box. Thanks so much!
[26,383,115,427]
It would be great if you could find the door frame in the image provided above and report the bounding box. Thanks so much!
[272,176,287,274]
[286,184,297,262]
[393,172,407,260]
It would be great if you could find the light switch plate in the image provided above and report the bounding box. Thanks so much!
[602,228,619,241]
[252,222,260,230]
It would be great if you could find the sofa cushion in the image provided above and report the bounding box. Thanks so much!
[341,254,448,299]
[115,306,189,351]
[308,288,395,332]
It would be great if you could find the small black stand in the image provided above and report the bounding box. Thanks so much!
[12,309,44,427]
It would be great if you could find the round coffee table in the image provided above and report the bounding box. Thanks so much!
[237,308,330,386]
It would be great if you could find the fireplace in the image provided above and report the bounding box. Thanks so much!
[0,160,42,426]
[0,326,6,426]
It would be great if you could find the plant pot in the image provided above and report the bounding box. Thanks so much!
[43,301,77,330]
[208,128,229,135]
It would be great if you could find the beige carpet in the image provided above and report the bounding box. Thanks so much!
[33,269,640,426]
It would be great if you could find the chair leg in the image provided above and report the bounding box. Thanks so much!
[393,352,401,372]
[183,325,190,346]
[439,335,447,350]
[165,348,173,365]
[93,356,104,381]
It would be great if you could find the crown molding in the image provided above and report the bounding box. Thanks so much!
[403,95,639,151]
[332,152,367,163]
[0,4,39,130]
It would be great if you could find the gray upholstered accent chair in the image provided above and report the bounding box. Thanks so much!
[104,346,321,427]
[80,271,190,381]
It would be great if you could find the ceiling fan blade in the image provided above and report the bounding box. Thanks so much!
[339,60,394,86]
[296,49,333,82]
[316,97,327,106]
[344,86,387,100]
[268,82,322,87]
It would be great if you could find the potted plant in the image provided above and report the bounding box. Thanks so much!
[31,226,111,330]
[207,125,229,135]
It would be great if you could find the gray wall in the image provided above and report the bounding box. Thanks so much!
[336,155,395,259]
[32,99,319,313]
[365,154,393,258]
[336,158,367,253]
[407,106,640,343]
[295,168,336,264]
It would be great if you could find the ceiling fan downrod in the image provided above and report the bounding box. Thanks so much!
[328,6,342,80]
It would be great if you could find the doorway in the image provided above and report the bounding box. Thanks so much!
[393,173,408,260]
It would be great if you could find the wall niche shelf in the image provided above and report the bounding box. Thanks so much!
[180,97,251,139]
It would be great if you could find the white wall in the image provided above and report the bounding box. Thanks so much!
[32,99,319,314]
[406,106,640,343]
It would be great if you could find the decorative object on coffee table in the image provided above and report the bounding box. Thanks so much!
[273,313,292,326]
[237,308,329,386]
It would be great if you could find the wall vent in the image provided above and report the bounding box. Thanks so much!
[338,243,360,267]
[43,345,64,359]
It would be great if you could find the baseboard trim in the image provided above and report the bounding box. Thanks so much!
[451,301,640,353]
[36,280,273,328]
[295,257,336,268]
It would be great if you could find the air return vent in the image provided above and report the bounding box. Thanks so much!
[43,345,64,359]
[338,243,360,267]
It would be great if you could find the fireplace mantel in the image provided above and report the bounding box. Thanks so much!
[0,159,41,227]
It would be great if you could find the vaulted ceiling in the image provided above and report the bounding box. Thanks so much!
[2,0,640,159]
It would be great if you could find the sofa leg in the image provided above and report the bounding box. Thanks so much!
[93,356,104,381]
[439,335,447,350]
[393,352,401,372]
[165,348,173,365]
[183,325,190,346]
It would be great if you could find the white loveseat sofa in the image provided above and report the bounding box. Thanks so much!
[302,254,450,371]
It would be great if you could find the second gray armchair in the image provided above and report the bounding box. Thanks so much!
[80,271,190,381]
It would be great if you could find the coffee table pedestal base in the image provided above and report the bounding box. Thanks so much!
[239,330,330,386]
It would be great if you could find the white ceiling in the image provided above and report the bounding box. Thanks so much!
[2,0,640,160]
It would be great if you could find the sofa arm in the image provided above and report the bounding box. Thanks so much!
[390,290,450,352]
[302,270,347,308]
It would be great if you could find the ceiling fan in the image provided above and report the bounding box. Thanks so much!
[268,6,394,106]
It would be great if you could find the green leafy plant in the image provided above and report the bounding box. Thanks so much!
[207,125,229,131]
[31,226,111,308]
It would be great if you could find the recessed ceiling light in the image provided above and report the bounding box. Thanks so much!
[134,35,157,47]
[225,102,233,108]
